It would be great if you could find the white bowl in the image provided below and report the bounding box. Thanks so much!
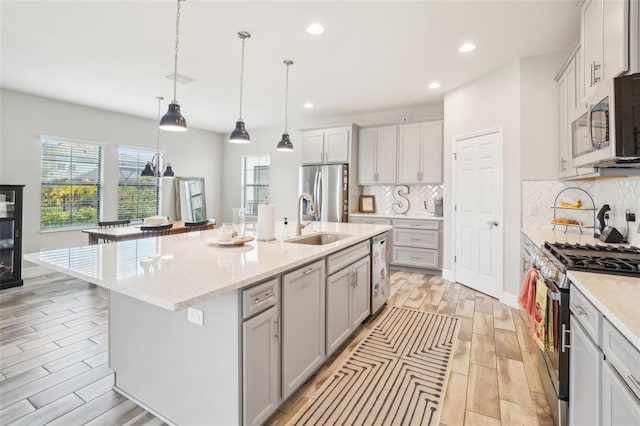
[217,231,233,242]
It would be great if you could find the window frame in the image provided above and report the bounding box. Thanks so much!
[39,135,104,232]
[117,145,161,222]
[241,153,271,218]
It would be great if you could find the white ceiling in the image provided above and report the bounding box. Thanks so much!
[1,0,580,133]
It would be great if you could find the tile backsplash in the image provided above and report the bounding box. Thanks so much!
[363,185,443,216]
[522,176,640,246]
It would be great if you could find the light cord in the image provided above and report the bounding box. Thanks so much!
[172,0,182,102]
[239,37,246,119]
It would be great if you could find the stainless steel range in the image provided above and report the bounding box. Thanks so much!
[532,241,640,426]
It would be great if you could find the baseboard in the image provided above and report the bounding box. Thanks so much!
[500,292,519,309]
[22,265,54,279]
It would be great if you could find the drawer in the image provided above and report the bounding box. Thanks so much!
[393,228,438,249]
[350,216,391,225]
[327,241,370,276]
[242,278,279,320]
[570,284,602,346]
[392,246,439,269]
[392,219,439,230]
[603,318,640,400]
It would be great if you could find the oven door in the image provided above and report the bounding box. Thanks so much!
[536,278,570,426]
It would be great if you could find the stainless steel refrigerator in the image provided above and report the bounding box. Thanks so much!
[298,164,349,222]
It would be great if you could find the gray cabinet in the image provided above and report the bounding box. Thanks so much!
[242,278,280,426]
[569,314,602,426]
[602,361,640,425]
[242,306,279,426]
[396,121,443,184]
[358,126,396,185]
[391,219,440,270]
[326,256,370,356]
[281,259,326,400]
[301,127,351,165]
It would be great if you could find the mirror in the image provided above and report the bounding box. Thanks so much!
[175,177,207,222]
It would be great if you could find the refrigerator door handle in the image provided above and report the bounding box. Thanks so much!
[317,171,323,220]
[312,171,320,217]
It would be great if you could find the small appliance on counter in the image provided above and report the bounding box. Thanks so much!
[596,204,625,243]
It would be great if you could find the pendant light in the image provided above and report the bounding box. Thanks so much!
[229,31,251,143]
[276,60,294,152]
[142,97,177,177]
[159,0,187,132]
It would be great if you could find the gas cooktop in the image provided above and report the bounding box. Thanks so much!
[543,242,640,277]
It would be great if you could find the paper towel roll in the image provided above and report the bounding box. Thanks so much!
[257,204,276,241]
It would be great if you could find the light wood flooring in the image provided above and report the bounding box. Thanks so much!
[0,271,553,425]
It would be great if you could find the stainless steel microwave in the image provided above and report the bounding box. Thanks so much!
[571,73,640,168]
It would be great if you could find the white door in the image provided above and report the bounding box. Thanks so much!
[324,128,349,163]
[301,130,325,164]
[454,129,503,298]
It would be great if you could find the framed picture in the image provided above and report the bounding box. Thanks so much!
[359,195,376,213]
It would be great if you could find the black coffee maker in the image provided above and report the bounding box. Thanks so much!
[596,204,625,243]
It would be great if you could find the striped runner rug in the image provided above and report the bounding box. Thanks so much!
[288,306,460,426]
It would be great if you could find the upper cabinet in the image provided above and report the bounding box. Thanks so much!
[358,126,397,185]
[396,121,443,184]
[301,126,351,165]
[582,0,629,100]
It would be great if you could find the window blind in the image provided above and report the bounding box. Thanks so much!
[40,138,103,230]
[118,147,159,221]
[242,154,270,216]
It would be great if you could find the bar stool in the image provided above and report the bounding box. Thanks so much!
[98,219,131,228]
[184,220,211,232]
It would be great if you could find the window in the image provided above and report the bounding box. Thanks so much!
[241,154,270,216]
[40,137,103,230]
[118,147,160,221]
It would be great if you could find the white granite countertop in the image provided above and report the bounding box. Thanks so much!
[25,222,391,312]
[567,270,640,350]
[351,212,444,221]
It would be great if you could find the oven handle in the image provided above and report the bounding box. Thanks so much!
[539,276,562,301]
[561,323,571,352]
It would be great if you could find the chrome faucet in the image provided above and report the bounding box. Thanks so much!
[296,192,318,236]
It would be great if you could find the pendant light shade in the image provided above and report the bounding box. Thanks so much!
[229,31,251,143]
[160,0,187,132]
[277,59,294,152]
[160,103,187,131]
[141,162,156,177]
[142,97,178,178]
[163,164,175,177]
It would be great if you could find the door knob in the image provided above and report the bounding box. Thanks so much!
[487,220,499,228]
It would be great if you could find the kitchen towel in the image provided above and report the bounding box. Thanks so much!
[256,204,275,241]
[532,278,548,351]
[518,268,538,315]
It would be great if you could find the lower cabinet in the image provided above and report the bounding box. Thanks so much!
[392,219,440,270]
[326,256,370,356]
[569,314,602,426]
[281,259,326,400]
[602,361,640,425]
[243,306,279,426]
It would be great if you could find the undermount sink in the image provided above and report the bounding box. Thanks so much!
[286,233,351,245]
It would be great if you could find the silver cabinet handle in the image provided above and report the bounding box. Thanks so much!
[254,293,275,305]
[571,303,587,316]
[629,374,640,392]
[303,267,317,275]
[274,318,280,342]
[561,324,571,352]
[354,269,358,287]
[590,62,594,87]
[593,62,601,83]
[560,158,567,172]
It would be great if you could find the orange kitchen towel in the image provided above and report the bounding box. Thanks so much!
[518,268,538,315]
[532,278,548,351]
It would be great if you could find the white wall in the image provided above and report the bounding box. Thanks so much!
[520,52,565,180]
[220,103,444,223]
[0,89,223,259]
[443,60,522,297]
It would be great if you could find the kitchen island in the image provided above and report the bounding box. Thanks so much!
[25,221,391,426]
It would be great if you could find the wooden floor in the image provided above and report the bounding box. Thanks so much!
[0,271,553,425]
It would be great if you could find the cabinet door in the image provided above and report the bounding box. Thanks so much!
[396,123,421,184]
[558,73,574,178]
[602,0,628,81]
[326,267,352,356]
[602,361,640,426]
[301,131,325,165]
[324,128,349,163]
[420,121,443,183]
[358,128,378,185]
[351,257,370,328]
[376,126,397,184]
[582,0,603,99]
[281,260,325,400]
[243,307,279,426]
[569,316,602,426]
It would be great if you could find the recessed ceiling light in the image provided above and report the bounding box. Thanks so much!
[303,102,314,108]
[306,23,325,35]
[458,43,476,53]
[428,82,441,89]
